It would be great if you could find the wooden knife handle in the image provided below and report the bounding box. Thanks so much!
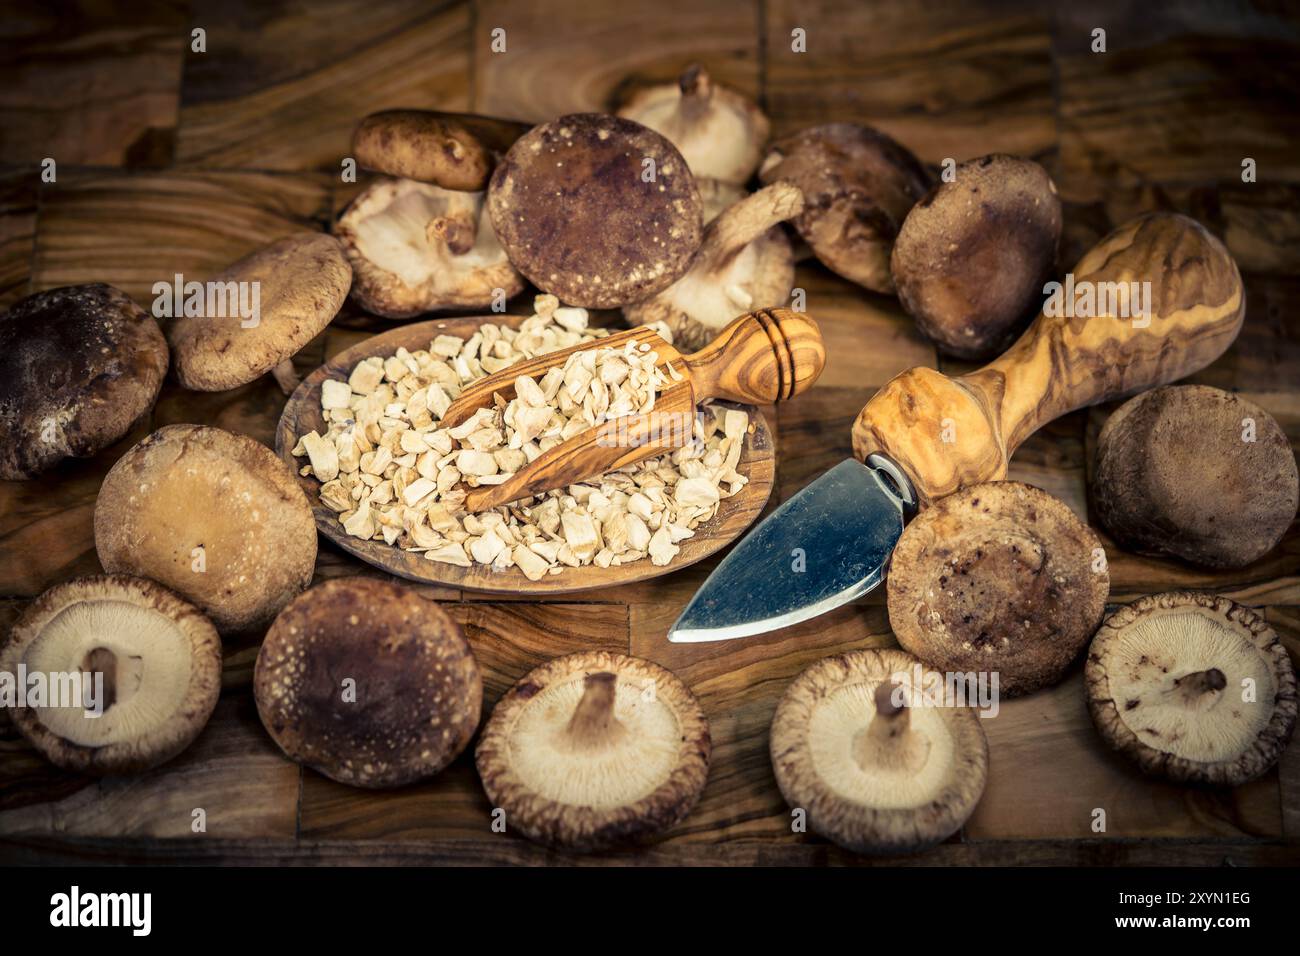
[683,308,825,405]
[851,213,1245,506]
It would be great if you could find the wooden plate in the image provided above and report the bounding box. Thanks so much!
[276,315,775,594]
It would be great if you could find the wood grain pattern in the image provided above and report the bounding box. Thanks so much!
[853,213,1246,504]
[0,170,37,308]
[0,1,186,167]
[276,314,777,593]
[175,0,472,170]
[473,0,760,121]
[764,0,1055,161]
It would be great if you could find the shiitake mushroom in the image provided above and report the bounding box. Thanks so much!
[1091,385,1298,569]
[891,154,1062,359]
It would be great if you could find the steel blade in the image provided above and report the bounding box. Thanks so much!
[669,458,911,643]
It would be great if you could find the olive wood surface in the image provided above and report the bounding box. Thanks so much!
[275,314,776,594]
[852,213,1246,505]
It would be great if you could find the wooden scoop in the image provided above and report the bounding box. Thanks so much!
[851,212,1246,507]
[442,308,825,511]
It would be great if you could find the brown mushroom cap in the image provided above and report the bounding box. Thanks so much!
[488,113,704,309]
[617,64,770,186]
[167,233,351,392]
[475,650,710,851]
[1091,385,1299,569]
[94,424,317,633]
[0,284,168,480]
[334,178,524,318]
[0,575,222,775]
[352,110,530,191]
[891,155,1062,359]
[254,577,481,788]
[770,648,988,855]
[887,481,1109,697]
[623,181,803,349]
[759,123,931,294]
[1086,592,1297,786]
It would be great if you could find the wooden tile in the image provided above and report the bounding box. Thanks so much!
[1269,608,1300,839]
[474,0,760,122]
[0,696,299,839]
[297,601,628,839]
[176,0,471,170]
[0,1,186,167]
[0,169,38,308]
[31,169,333,304]
[966,673,1282,840]
[765,0,1055,161]
[1055,6,1300,202]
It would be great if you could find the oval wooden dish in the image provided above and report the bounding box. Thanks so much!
[276,314,776,595]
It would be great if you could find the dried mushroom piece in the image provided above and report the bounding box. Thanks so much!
[168,233,351,393]
[891,155,1062,359]
[759,123,931,293]
[488,113,704,309]
[624,182,804,350]
[255,578,482,788]
[475,651,710,850]
[95,425,317,633]
[1086,592,1297,786]
[0,284,168,479]
[887,481,1109,697]
[771,648,988,855]
[335,177,524,319]
[352,110,530,191]
[1091,385,1299,569]
[0,575,221,775]
[617,64,770,185]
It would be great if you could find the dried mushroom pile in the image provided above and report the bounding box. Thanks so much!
[291,298,751,579]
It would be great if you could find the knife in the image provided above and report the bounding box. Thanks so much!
[670,212,1245,643]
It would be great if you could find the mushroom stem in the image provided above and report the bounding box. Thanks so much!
[427,211,479,256]
[272,358,300,395]
[563,672,627,751]
[852,681,930,773]
[1169,667,1228,706]
[81,646,117,711]
[697,182,804,271]
[678,64,713,104]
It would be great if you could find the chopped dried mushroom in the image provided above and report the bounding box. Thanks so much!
[294,296,751,576]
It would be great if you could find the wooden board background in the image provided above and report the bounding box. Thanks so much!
[1,0,1298,866]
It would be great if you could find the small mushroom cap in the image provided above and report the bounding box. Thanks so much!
[887,481,1109,697]
[168,233,351,391]
[759,123,931,293]
[475,650,710,851]
[624,181,804,349]
[0,284,168,479]
[335,177,524,319]
[0,574,222,775]
[617,64,771,185]
[94,424,317,633]
[254,577,481,788]
[770,648,988,855]
[1086,592,1297,786]
[352,110,530,191]
[1091,385,1299,569]
[488,113,704,309]
[891,154,1062,359]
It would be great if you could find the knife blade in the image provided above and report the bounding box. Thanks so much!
[668,456,916,643]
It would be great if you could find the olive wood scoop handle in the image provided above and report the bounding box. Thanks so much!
[852,212,1245,507]
[458,308,825,511]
